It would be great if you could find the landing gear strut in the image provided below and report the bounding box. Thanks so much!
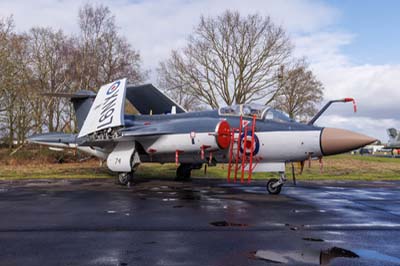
[115,150,140,187]
[266,172,286,195]
[176,163,193,181]
[116,172,134,186]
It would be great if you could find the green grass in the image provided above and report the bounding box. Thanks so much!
[137,154,400,181]
[0,161,110,180]
[287,154,400,181]
[1,154,400,181]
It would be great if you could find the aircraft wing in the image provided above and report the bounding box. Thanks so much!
[125,84,186,114]
[27,132,77,148]
[119,126,174,137]
[78,125,173,147]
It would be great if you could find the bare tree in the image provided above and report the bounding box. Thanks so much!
[0,16,32,147]
[26,27,73,132]
[157,79,203,111]
[158,11,291,109]
[0,16,15,114]
[72,3,146,91]
[0,3,148,144]
[271,59,324,121]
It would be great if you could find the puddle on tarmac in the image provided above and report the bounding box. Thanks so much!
[302,237,324,242]
[251,246,358,265]
[320,247,358,265]
[177,190,201,200]
[143,241,157,245]
[291,209,326,213]
[354,249,400,264]
[162,198,177,202]
[252,245,400,265]
[285,223,304,231]
[210,220,248,227]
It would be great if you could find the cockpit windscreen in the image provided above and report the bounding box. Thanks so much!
[219,104,293,122]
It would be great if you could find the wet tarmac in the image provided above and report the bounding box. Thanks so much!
[0,178,399,266]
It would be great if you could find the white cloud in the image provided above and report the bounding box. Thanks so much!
[293,30,400,142]
[0,0,339,71]
[294,31,354,67]
[0,0,81,33]
[114,0,339,71]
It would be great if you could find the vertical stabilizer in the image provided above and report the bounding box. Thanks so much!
[78,78,127,138]
[71,90,96,130]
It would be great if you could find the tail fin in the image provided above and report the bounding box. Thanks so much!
[78,78,127,138]
[70,91,96,130]
[43,79,126,137]
[387,128,398,139]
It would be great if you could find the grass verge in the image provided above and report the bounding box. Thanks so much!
[1,154,400,181]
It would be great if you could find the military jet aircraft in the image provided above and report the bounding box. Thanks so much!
[28,78,376,194]
[385,128,400,155]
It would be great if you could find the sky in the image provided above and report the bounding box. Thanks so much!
[1,0,399,142]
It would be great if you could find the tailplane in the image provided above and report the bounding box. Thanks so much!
[42,90,96,131]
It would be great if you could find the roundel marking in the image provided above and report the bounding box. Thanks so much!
[239,132,260,156]
[106,81,121,95]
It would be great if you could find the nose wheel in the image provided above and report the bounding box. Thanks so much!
[266,172,286,195]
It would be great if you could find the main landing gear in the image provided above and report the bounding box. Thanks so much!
[266,172,287,195]
[115,151,140,187]
[176,163,202,181]
[116,172,134,186]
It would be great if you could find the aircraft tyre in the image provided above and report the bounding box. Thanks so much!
[176,164,192,180]
[266,178,282,195]
[116,172,133,186]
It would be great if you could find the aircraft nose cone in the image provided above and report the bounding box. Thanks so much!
[321,128,377,156]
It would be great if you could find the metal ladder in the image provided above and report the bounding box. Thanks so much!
[227,115,257,183]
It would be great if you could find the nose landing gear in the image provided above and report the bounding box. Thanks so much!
[266,172,286,195]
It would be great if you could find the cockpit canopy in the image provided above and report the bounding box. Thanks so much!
[219,104,293,123]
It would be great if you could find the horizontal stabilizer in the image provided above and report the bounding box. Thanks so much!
[78,78,127,138]
[41,91,96,99]
[41,90,96,130]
